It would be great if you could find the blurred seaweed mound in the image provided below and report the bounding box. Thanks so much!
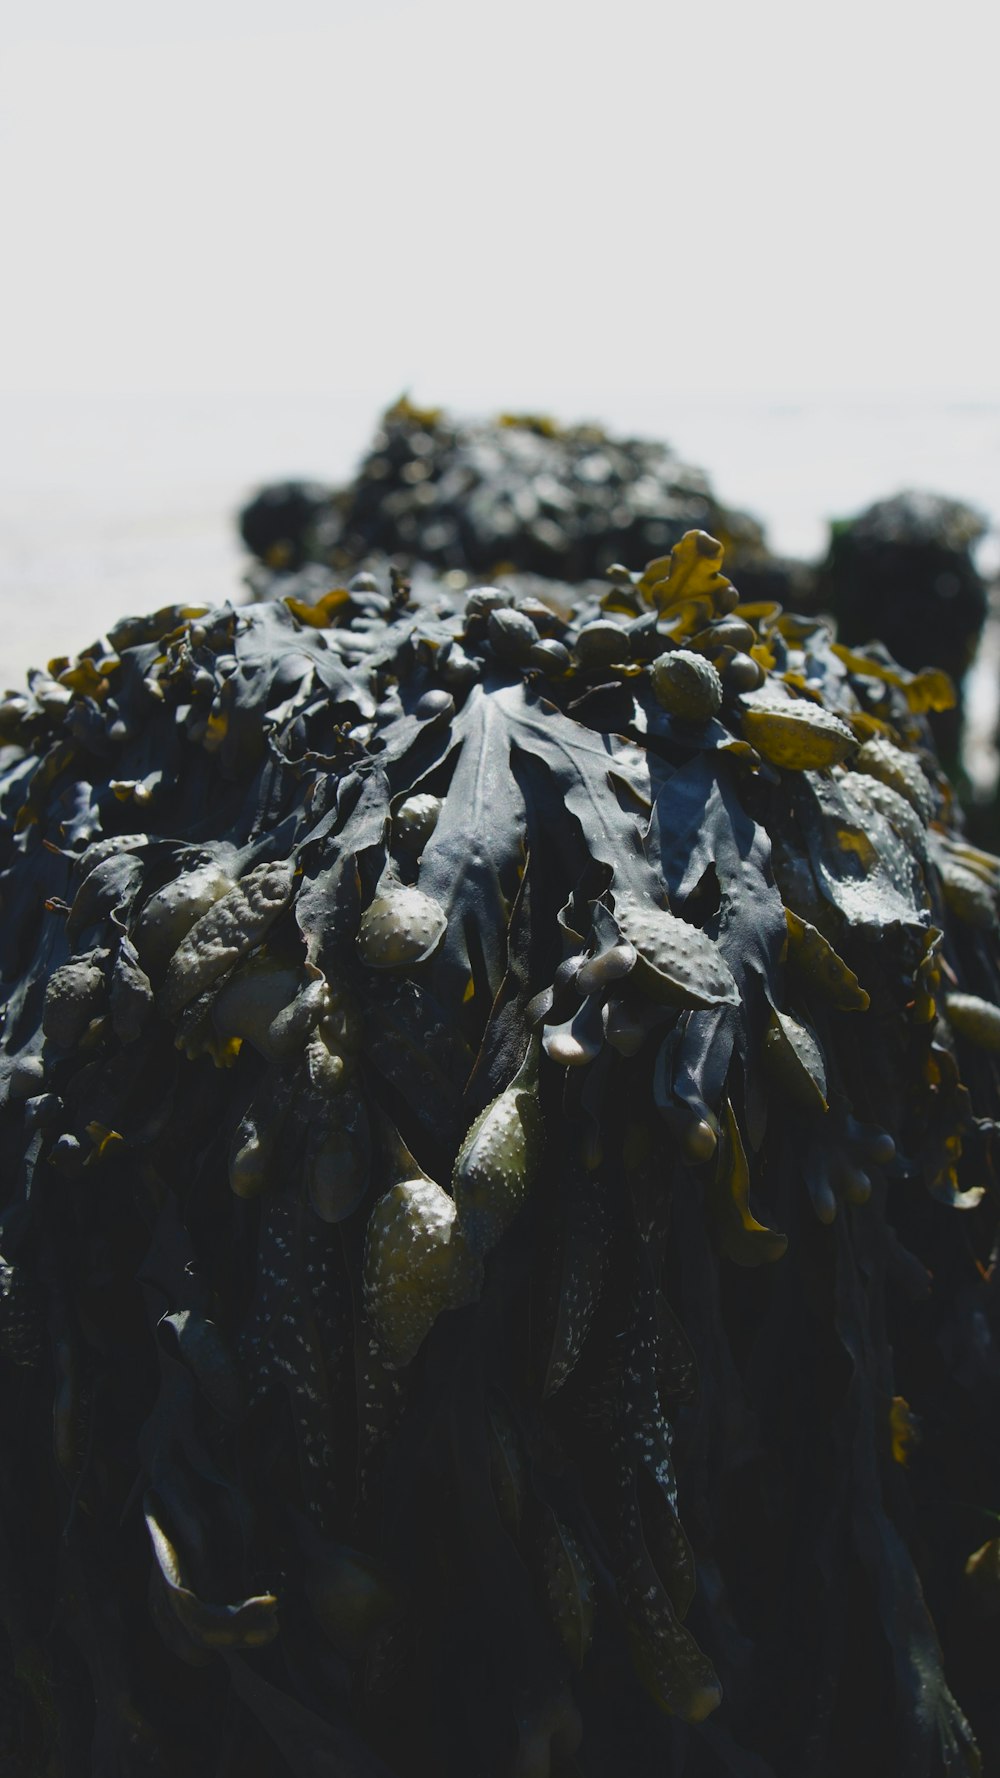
[239,409,991,784]
[818,492,990,775]
[3,514,1000,1778]
[820,491,988,683]
[239,398,789,599]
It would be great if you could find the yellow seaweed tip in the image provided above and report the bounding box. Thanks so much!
[741,701,855,771]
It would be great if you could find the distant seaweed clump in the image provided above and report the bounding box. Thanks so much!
[239,397,784,594]
[1,523,1000,1777]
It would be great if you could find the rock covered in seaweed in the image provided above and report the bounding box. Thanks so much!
[820,490,988,689]
[0,520,997,1778]
[239,396,777,591]
[819,489,990,778]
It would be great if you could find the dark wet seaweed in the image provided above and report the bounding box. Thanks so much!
[1,531,999,1776]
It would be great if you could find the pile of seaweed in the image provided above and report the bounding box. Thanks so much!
[239,398,788,598]
[240,402,992,794]
[2,527,1000,1778]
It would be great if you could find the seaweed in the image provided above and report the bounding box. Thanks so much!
[1,524,999,1777]
[239,398,775,594]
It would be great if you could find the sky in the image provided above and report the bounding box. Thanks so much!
[3,0,998,404]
